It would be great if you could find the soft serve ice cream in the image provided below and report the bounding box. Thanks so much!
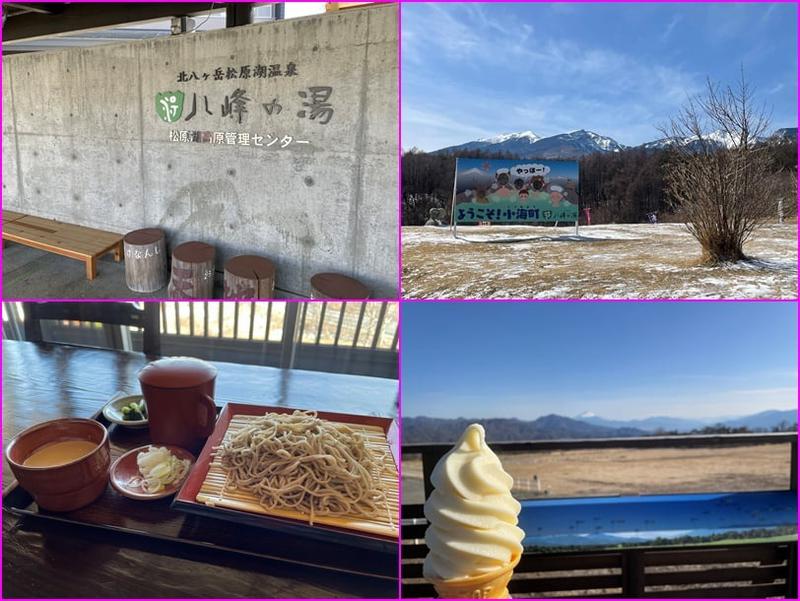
[423,423,524,589]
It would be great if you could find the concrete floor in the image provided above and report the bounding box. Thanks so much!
[2,245,299,299]
[3,244,158,299]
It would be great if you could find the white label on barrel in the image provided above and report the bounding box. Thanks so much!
[126,247,158,259]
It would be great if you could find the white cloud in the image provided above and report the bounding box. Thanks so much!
[766,82,786,95]
[402,4,791,148]
[402,106,495,151]
[660,14,683,42]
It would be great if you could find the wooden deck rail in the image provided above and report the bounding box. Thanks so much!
[401,530,797,598]
[402,432,798,598]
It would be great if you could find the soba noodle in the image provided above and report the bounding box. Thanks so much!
[216,410,391,525]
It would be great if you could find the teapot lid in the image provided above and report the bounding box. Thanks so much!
[138,356,217,388]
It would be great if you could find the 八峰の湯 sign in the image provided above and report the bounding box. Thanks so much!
[155,59,335,149]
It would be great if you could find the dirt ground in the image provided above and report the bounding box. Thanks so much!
[401,223,797,299]
[402,444,791,505]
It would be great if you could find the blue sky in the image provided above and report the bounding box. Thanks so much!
[402,3,798,150]
[401,302,797,420]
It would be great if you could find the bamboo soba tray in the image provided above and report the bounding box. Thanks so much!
[198,417,398,537]
[3,403,398,583]
[174,403,400,544]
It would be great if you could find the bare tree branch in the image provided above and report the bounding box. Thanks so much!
[661,71,778,263]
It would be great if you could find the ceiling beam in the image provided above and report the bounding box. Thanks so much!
[225,3,253,28]
[4,3,65,15]
[3,2,223,43]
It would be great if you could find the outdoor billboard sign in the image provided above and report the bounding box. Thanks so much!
[452,158,580,224]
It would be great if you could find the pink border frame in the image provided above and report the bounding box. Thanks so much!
[0,1,798,600]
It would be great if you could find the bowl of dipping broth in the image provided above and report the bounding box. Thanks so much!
[5,418,111,512]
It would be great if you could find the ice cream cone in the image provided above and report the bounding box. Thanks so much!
[430,552,520,599]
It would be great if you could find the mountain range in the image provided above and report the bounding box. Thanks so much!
[404,410,796,444]
[404,415,646,444]
[574,409,796,433]
[433,127,797,159]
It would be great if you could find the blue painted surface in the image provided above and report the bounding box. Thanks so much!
[519,490,797,548]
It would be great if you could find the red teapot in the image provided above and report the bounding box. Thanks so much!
[138,357,217,453]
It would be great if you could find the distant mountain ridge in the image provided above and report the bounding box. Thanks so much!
[404,410,796,444]
[404,415,646,444]
[771,127,797,142]
[574,409,796,433]
[575,414,708,432]
[432,127,797,159]
[721,409,797,430]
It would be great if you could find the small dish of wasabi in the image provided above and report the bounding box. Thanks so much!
[102,393,149,429]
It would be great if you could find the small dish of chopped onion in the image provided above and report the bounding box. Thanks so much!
[110,444,195,501]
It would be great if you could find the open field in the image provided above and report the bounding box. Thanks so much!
[401,223,797,299]
[402,443,791,505]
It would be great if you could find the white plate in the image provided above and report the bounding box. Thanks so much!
[102,394,149,429]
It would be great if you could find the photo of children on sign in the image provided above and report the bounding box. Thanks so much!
[453,158,579,224]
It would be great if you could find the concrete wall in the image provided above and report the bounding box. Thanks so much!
[2,5,398,297]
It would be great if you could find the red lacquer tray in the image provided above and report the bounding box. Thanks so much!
[4,404,398,583]
[173,402,400,551]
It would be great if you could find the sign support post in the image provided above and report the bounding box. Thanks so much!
[450,159,459,239]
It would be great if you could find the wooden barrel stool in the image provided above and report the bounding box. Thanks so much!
[123,228,168,293]
[167,241,216,299]
[310,272,371,299]
[224,255,276,299]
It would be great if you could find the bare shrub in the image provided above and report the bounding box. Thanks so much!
[661,71,782,263]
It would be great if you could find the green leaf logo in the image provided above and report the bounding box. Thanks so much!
[155,91,185,123]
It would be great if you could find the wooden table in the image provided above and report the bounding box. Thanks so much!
[3,340,399,598]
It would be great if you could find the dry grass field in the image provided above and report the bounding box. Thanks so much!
[402,443,791,505]
[401,223,797,299]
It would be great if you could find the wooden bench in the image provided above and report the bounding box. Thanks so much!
[3,210,123,280]
[4,210,26,224]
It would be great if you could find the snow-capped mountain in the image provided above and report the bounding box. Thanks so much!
[639,130,739,151]
[639,136,688,150]
[431,126,794,159]
[771,127,797,141]
[528,130,625,157]
[478,130,540,144]
[436,129,625,159]
[439,130,542,156]
[640,127,796,151]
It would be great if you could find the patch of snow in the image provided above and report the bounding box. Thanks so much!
[478,131,540,144]
[402,223,797,300]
